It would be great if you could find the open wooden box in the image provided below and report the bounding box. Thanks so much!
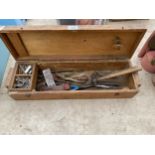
[0,26,146,100]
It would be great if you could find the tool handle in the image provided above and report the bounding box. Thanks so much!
[97,66,142,81]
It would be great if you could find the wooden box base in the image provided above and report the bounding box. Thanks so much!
[8,60,140,100]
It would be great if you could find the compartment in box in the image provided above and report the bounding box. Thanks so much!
[34,60,137,91]
[16,63,33,75]
[9,62,38,91]
[8,60,139,100]
[13,75,31,89]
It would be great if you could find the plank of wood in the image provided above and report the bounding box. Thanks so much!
[9,62,18,90]
[7,33,28,57]
[1,25,147,32]
[18,31,143,59]
[97,66,142,81]
[132,72,141,88]
[5,67,13,88]
[9,89,138,100]
[37,60,128,71]
[31,64,38,90]
[0,33,18,59]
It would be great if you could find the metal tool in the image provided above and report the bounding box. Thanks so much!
[42,68,56,87]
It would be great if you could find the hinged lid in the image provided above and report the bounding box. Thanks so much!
[0,25,146,61]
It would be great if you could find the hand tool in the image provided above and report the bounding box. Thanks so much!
[97,66,142,81]
[42,68,56,87]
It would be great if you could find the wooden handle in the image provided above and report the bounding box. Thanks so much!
[97,66,142,81]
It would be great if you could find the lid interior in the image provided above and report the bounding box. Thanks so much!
[0,26,146,61]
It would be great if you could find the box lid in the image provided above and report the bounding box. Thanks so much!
[0,25,146,61]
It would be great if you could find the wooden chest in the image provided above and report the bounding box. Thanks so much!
[0,25,146,100]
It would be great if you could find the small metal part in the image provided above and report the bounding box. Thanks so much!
[24,65,32,74]
[78,84,92,89]
[95,84,119,89]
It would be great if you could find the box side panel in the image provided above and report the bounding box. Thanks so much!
[9,90,138,100]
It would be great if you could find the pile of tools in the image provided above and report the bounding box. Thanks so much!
[18,64,32,74]
[13,76,30,89]
[36,66,141,91]
[13,64,33,89]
